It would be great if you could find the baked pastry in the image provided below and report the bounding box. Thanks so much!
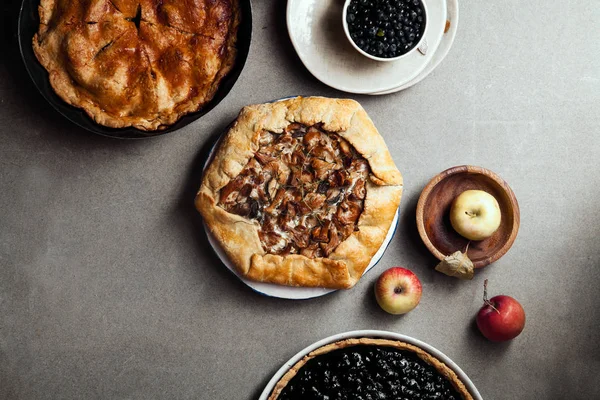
[268,338,474,400]
[196,97,403,289]
[32,0,239,130]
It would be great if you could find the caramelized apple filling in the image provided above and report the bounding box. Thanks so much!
[218,123,370,257]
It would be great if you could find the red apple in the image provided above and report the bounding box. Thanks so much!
[374,267,422,315]
[476,280,525,342]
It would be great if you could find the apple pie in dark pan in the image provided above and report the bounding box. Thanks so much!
[18,0,252,139]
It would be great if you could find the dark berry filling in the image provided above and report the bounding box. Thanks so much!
[346,0,426,58]
[277,345,462,400]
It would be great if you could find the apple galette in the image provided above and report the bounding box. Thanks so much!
[32,0,240,130]
[196,97,403,289]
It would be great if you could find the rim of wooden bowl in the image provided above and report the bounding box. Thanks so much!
[416,165,520,268]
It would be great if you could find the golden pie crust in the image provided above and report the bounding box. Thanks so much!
[196,97,403,289]
[268,338,474,400]
[32,0,239,130]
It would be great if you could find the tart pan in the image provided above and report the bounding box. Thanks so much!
[259,330,483,399]
[17,0,252,139]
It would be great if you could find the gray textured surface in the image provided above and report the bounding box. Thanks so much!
[1,1,600,399]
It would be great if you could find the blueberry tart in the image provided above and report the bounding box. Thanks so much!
[196,97,403,289]
[268,338,474,400]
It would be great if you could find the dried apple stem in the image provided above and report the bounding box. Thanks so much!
[459,250,469,271]
[457,242,471,273]
[483,279,500,314]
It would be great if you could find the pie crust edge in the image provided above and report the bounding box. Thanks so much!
[267,338,474,400]
[196,97,403,289]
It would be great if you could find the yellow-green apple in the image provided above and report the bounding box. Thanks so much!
[374,267,422,315]
[450,190,501,241]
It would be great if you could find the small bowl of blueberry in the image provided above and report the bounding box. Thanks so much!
[343,0,428,61]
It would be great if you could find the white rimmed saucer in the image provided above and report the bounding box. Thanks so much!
[286,0,447,94]
[258,330,483,399]
[370,0,459,95]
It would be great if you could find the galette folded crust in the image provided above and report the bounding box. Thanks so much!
[268,338,474,400]
[32,0,239,131]
[196,97,403,289]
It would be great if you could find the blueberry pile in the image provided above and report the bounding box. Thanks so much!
[346,0,426,58]
[277,345,462,399]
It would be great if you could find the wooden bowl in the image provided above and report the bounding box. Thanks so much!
[416,166,520,268]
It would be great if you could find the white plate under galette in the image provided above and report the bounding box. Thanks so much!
[199,97,402,299]
[204,209,398,299]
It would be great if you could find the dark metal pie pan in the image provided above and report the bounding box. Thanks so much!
[17,0,252,139]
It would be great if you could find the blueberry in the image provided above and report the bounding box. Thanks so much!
[348,13,356,23]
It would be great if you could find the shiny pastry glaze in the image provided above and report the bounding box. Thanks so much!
[33,0,239,130]
[277,345,462,400]
[218,123,370,257]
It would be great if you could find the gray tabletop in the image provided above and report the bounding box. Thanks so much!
[1,1,599,399]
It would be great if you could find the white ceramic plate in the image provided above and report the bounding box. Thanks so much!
[370,0,459,95]
[259,330,483,399]
[202,107,399,299]
[286,0,447,94]
[204,210,398,300]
